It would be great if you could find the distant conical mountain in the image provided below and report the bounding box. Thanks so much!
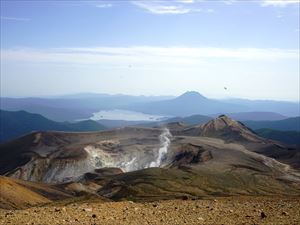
[125,91,246,116]
[174,91,207,101]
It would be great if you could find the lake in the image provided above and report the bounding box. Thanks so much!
[89,109,169,121]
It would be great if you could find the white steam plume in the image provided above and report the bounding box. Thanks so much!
[149,128,172,167]
[121,157,137,172]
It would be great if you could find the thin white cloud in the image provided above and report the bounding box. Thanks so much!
[176,0,195,3]
[222,0,237,5]
[2,46,298,66]
[132,1,191,14]
[261,0,299,7]
[220,0,299,7]
[1,16,31,22]
[95,3,112,8]
[131,1,213,15]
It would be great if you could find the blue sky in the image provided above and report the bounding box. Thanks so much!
[0,0,299,101]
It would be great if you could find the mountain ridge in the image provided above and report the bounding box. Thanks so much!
[1,91,299,121]
[0,110,106,143]
[182,115,265,143]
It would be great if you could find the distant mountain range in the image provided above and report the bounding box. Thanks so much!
[124,91,247,116]
[1,91,299,122]
[243,117,300,131]
[0,110,106,143]
[222,98,300,117]
[211,112,287,121]
[1,109,299,145]
[124,91,299,117]
[0,94,173,122]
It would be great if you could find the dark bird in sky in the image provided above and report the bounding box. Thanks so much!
[224,87,227,90]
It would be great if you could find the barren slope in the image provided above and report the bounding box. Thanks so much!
[0,176,72,209]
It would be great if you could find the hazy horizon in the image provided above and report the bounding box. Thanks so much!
[1,0,299,101]
[1,90,300,103]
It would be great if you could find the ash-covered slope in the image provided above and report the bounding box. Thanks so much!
[99,134,300,200]
[181,115,300,169]
[0,127,171,183]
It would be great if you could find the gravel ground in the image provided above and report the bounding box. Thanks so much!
[0,196,299,225]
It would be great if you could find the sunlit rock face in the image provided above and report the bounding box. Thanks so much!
[4,127,173,183]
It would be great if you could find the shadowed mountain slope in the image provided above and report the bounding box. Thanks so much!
[243,117,300,131]
[255,129,300,146]
[0,110,106,143]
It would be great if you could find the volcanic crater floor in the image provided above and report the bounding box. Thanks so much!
[1,196,299,225]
